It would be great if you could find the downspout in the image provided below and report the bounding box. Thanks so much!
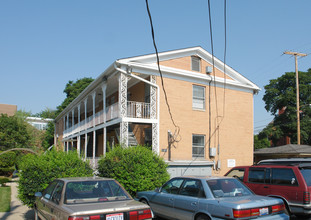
[114,61,160,154]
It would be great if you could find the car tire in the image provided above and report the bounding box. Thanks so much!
[196,214,211,220]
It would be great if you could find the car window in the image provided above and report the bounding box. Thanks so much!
[207,179,252,198]
[226,168,245,181]
[161,178,184,194]
[51,181,64,204]
[300,168,311,186]
[65,180,130,204]
[271,168,298,186]
[179,179,205,198]
[248,168,266,183]
[43,181,58,200]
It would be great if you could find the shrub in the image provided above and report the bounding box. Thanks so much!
[97,145,170,197]
[18,150,93,208]
[0,151,17,168]
[0,177,9,187]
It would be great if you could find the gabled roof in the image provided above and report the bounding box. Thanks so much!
[117,46,260,93]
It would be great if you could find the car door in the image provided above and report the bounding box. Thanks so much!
[246,168,271,196]
[37,181,58,220]
[174,179,203,220]
[49,181,65,219]
[149,178,184,219]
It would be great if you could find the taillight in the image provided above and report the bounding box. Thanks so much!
[68,215,100,220]
[304,191,310,204]
[272,204,285,213]
[129,209,152,220]
[233,208,260,218]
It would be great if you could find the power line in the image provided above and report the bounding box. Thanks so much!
[145,0,180,142]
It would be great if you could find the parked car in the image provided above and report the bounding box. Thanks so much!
[225,162,311,217]
[34,177,152,220]
[136,176,288,220]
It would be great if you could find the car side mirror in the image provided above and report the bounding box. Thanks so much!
[35,192,42,197]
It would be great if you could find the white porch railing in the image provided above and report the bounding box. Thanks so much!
[63,101,152,138]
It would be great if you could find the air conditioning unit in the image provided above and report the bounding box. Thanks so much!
[206,66,212,74]
[209,147,216,157]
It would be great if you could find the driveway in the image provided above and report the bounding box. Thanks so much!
[0,179,34,220]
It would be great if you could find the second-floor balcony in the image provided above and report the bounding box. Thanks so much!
[63,101,153,137]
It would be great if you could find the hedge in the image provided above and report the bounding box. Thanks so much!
[18,150,93,208]
[97,145,170,197]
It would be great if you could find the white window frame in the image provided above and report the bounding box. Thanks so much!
[192,85,205,110]
[192,134,205,158]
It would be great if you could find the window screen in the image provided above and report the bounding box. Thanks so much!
[193,85,205,110]
[191,56,201,72]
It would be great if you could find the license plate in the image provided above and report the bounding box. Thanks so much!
[259,207,269,216]
[106,213,124,220]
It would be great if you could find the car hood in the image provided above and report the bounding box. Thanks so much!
[62,199,149,215]
[215,195,282,208]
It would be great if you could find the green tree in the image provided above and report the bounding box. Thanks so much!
[34,107,57,119]
[18,150,93,208]
[0,114,31,151]
[97,145,170,197]
[41,121,55,150]
[262,69,311,145]
[56,77,94,116]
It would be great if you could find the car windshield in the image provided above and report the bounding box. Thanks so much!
[64,180,131,204]
[207,178,253,198]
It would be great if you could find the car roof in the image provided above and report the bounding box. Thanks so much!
[56,176,114,183]
[174,176,235,180]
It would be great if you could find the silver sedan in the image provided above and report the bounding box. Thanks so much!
[136,176,289,220]
[34,176,152,220]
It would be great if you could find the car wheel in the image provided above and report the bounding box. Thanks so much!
[196,214,210,220]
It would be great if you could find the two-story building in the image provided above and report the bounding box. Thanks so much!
[54,46,260,176]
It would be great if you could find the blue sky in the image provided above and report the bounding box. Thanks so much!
[1,0,311,133]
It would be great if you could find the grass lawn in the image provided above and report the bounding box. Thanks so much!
[0,186,11,212]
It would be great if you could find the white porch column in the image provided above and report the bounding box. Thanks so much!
[72,109,75,128]
[66,113,69,130]
[92,92,96,127]
[102,83,107,156]
[84,133,87,160]
[84,98,88,131]
[150,75,159,154]
[93,130,96,168]
[77,135,81,157]
[119,73,128,147]
[63,116,66,131]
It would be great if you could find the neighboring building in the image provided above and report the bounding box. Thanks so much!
[254,144,311,163]
[26,117,54,130]
[54,47,260,176]
[0,103,17,116]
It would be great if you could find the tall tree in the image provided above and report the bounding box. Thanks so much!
[0,114,32,150]
[261,68,311,145]
[56,77,94,116]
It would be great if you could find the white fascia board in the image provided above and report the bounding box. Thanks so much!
[123,62,259,94]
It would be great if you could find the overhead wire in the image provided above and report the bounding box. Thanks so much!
[145,0,180,143]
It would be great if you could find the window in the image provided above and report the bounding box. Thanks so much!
[51,181,64,204]
[191,56,201,72]
[43,181,58,200]
[179,179,205,198]
[192,135,205,158]
[226,168,245,181]
[248,168,266,183]
[193,85,205,110]
[271,168,298,186]
[161,178,184,194]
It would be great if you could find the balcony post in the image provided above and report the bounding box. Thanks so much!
[84,98,87,131]
[119,72,128,147]
[92,92,96,127]
[102,83,107,156]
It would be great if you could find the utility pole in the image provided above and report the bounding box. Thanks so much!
[284,51,307,145]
